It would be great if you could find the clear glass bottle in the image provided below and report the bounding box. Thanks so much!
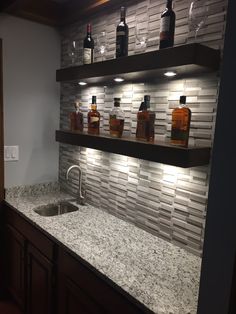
[109,98,125,138]
[87,96,100,134]
[136,95,155,141]
[70,101,83,132]
[171,95,191,147]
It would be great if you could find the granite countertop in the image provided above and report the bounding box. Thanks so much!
[5,184,201,314]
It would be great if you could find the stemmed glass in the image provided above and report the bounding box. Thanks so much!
[188,0,208,41]
[135,21,149,50]
[95,31,107,61]
[68,40,79,65]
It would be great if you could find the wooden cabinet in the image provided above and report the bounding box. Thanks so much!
[5,224,26,311]
[26,243,54,314]
[4,204,56,314]
[58,276,104,314]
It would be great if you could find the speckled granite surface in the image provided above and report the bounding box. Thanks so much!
[5,184,201,314]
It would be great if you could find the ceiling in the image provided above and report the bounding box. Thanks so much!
[0,0,119,26]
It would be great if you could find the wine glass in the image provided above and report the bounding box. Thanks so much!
[135,21,149,50]
[68,40,79,65]
[95,31,107,61]
[188,0,209,42]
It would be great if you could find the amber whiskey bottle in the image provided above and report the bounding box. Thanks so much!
[136,95,155,141]
[109,98,125,138]
[88,96,100,134]
[70,101,84,132]
[171,96,191,147]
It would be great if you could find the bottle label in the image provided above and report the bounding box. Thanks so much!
[90,117,99,123]
[83,48,93,64]
[117,31,126,36]
[116,28,128,57]
[160,16,170,33]
[171,111,190,141]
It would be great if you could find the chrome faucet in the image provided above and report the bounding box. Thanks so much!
[66,165,86,205]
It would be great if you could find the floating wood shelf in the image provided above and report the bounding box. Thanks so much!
[56,130,211,168]
[56,44,220,85]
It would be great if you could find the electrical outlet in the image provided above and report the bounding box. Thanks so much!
[4,146,19,161]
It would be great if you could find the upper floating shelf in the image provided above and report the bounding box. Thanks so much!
[56,130,211,168]
[56,44,221,85]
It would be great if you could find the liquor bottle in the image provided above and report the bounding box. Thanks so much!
[88,96,100,134]
[116,7,129,58]
[159,0,176,49]
[109,98,125,138]
[83,24,94,64]
[136,95,155,141]
[171,96,191,147]
[70,101,84,132]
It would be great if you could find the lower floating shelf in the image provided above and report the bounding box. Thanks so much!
[56,130,211,168]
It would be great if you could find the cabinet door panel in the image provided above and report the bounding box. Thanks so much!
[27,244,54,314]
[5,224,25,310]
[58,275,104,314]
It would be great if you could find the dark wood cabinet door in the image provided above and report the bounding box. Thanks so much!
[5,224,25,310]
[27,243,54,314]
[58,275,104,314]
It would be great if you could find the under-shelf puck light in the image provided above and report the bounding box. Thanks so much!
[164,71,177,77]
[114,77,124,82]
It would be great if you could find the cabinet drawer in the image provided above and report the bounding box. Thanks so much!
[5,203,55,261]
[58,248,152,314]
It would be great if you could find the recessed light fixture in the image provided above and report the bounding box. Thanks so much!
[78,81,87,86]
[164,71,177,77]
[114,77,124,82]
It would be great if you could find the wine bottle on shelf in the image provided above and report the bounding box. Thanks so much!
[70,101,84,132]
[109,98,125,138]
[83,23,94,64]
[171,96,191,147]
[136,95,155,141]
[88,96,100,134]
[159,0,176,49]
[116,6,129,58]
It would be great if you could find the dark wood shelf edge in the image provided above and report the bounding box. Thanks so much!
[56,44,220,83]
[56,130,211,168]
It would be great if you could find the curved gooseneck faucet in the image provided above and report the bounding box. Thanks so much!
[66,165,85,205]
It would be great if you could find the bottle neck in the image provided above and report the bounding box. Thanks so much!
[179,102,186,108]
[166,0,173,10]
[179,96,186,107]
[87,24,92,36]
[120,7,126,22]
[144,96,150,109]
[144,100,150,109]
[91,96,97,110]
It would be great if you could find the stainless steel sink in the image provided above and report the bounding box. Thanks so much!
[34,201,79,217]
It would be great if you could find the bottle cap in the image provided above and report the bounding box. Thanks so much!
[120,6,126,18]
[114,98,121,107]
[144,95,151,102]
[87,24,92,33]
[92,96,96,104]
[74,101,81,109]
[180,95,186,104]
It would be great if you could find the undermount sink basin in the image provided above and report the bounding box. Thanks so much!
[34,201,79,217]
